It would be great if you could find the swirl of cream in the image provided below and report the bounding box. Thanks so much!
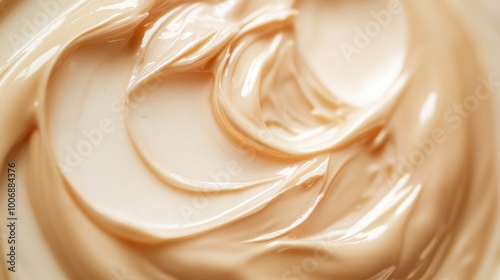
[0,0,498,279]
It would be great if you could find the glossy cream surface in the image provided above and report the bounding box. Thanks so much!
[0,0,499,279]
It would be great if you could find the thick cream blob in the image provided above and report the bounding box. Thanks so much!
[0,0,499,279]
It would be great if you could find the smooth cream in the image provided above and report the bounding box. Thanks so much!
[0,0,499,279]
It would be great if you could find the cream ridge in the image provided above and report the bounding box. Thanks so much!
[0,0,499,279]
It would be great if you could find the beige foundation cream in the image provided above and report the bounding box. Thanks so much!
[0,0,499,279]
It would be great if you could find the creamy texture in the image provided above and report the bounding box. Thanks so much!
[0,0,499,279]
